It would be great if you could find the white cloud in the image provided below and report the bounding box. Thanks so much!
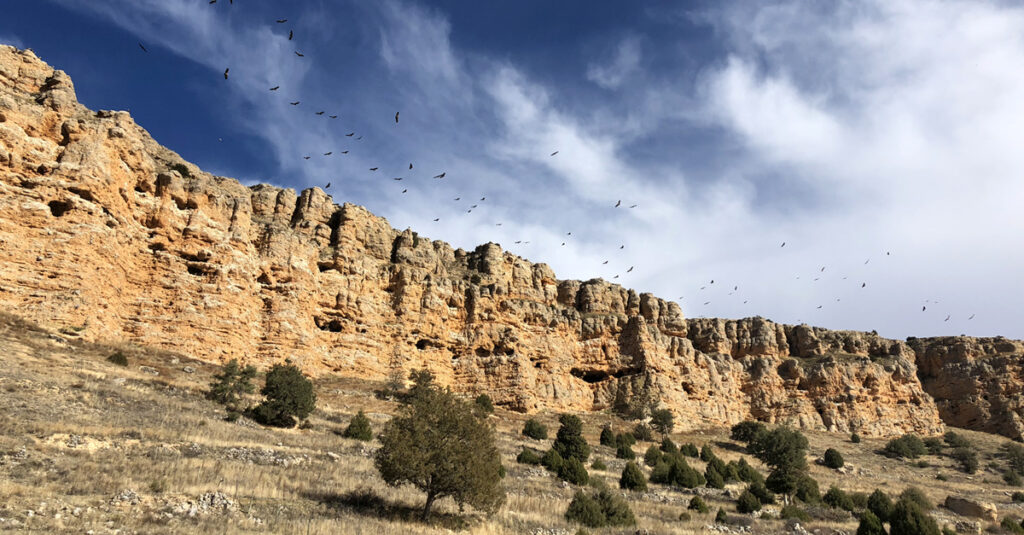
[586,36,641,89]
[0,33,24,49]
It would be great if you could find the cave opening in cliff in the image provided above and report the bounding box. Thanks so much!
[416,339,429,350]
[316,318,343,333]
[48,200,72,217]
[570,368,610,384]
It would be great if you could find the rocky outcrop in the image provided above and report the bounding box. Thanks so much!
[910,336,1024,440]
[0,44,996,437]
[943,496,998,522]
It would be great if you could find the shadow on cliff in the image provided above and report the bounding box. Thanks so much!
[301,488,470,529]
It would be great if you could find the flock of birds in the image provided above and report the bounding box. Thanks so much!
[134,2,974,327]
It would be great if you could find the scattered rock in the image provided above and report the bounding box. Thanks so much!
[109,489,139,506]
[183,366,196,374]
[139,366,159,375]
[944,496,997,522]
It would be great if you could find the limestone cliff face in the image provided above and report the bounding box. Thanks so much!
[1,45,1009,438]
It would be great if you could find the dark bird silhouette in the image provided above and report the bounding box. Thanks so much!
[290,101,300,105]
[550,151,559,156]
[340,150,348,154]
[402,189,407,193]
[944,315,950,322]
[817,305,823,309]
[781,242,786,247]
[629,204,637,208]
[567,232,572,236]
[223,68,229,79]
[613,275,619,279]
[409,163,413,170]
[356,136,362,140]
[395,111,400,123]
[480,197,486,201]
[323,152,332,156]
[619,245,624,249]
[433,172,446,179]
[887,251,891,255]
[329,115,337,119]
[710,280,714,284]
[325,182,331,189]
[615,200,621,207]
[561,242,565,246]
[209,0,216,3]
[820,266,825,272]
[138,42,148,53]
[861,282,866,288]
[864,259,870,264]
[346,132,354,137]
[515,241,522,244]
[316,111,324,115]
[454,197,460,201]
[269,86,280,91]
[734,285,738,291]
[969,314,975,320]
[288,30,293,41]
[602,261,608,265]
[496,223,502,226]
[704,301,710,305]
[295,51,304,57]
[433,218,440,222]
[276,19,287,23]
[627,266,634,273]
[922,306,926,311]
[393,177,402,181]
[303,156,310,160]
[471,205,478,209]
[369,167,378,171]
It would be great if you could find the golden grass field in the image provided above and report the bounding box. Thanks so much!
[1,312,1021,534]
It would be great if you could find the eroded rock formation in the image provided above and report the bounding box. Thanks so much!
[0,45,1017,438]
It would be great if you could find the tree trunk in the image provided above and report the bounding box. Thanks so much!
[422,491,436,521]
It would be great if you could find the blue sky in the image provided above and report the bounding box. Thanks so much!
[4,0,1024,339]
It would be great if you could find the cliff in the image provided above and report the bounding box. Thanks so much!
[1,45,1017,438]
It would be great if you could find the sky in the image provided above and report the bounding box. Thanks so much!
[3,0,1024,340]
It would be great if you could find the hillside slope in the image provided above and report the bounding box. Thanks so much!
[0,45,1020,438]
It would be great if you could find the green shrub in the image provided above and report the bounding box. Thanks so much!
[943,431,971,449]
[678,511,691,521]
[705,464,725,489]
[824,448,845,469]
[632,423,654,442]
[794,475,821,504]
[644,445,663,467]
[250,361,316,427]
[1004,443,1024,475]
[681,443,699,457]
[923,437,944,456]
[889,500,939,535]
[1000,518,1024,535]
[650,408,674,436]
[522,418,548,440]
[619,461,647,491]
[851,432,861,444]
[715,508,728,524]
[884,435,927,459]
[617,432,636,448]
[1011,492,1024,503]
[661,437,678,454]
[1005,471,1023,487]
[107,351,129,367]
[737,489,761,513]
[899,487,933,511]
[599,425,615,447]
[749,427,810,487]
[689,496,709,513]
[935,474,947,481]
[541,449,564,472]
[750,480,775,505]
[565,489,636,528]
[731,421,768,444]
[780,505,810,521]
[591,458,607,470]
[916,460,930,469]
[553,414,591,463]
[517,447,542,465]
[823,486,856,512]
[868,489,894,522]
[736,457,763,483]
[474,394,494,414]
[170,162,192,178]
[558,457,590,486]
[373,372,504,519]
[342,410,373,441]
[700,444,716,462]
[857,511,887,535]
[616,442,636,460]
[949,447,978,474]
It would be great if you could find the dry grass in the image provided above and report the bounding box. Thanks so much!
[0,312,1021,534]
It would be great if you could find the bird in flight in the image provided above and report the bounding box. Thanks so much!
[627,266,634,273]
[629,204,637,208]
[395,112,400,123]
[303,156,310,160]
[968,314,975,320]
[290,101,300,105]
[402,189,407,194]
[323,152,332,156]
[454,197,460,201]
[329,115,338,119]
[295,51,304,57]
[138,42,148,53]
[288,30,294,41]
[223,68,229,80]
[817,305,823,309]
[780,242,786,247]
[433,172,446,179]
[620,245,624,249]
[316,111,325,116]
[433,218,440,222]
[346,133,355,137]
[340,150,348,154]
[325,182,331,189]
[480,197,486,201]
[922,306,926,311]
[944,315,950,322]
[615,200,621,207]
[861,282,866,288]
[409,163,413,170]
[393,177,403,181]
[550,151,559,156]
[820,267,825,272]
[602,260,608,265]
[269,86,280,91]
[276,19,287,23]
[369,167,378,171]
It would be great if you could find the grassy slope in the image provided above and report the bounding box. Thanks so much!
[0,313,1020,534]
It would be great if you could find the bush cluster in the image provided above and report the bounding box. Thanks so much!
[250,361,316,427]
[522,418,548,440]
[883,434,927,459]
[689,496,709,514]
[649,451,706,488]
[823,448,845,469]
[619,461,647,491]
[565,489,636,528]
[342,410,373,441]
[517,447,543,465]
[107,351,129,367]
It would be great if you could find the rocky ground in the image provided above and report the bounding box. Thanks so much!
[1,312,1022,535]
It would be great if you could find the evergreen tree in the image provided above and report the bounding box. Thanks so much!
[342,410,372,441]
